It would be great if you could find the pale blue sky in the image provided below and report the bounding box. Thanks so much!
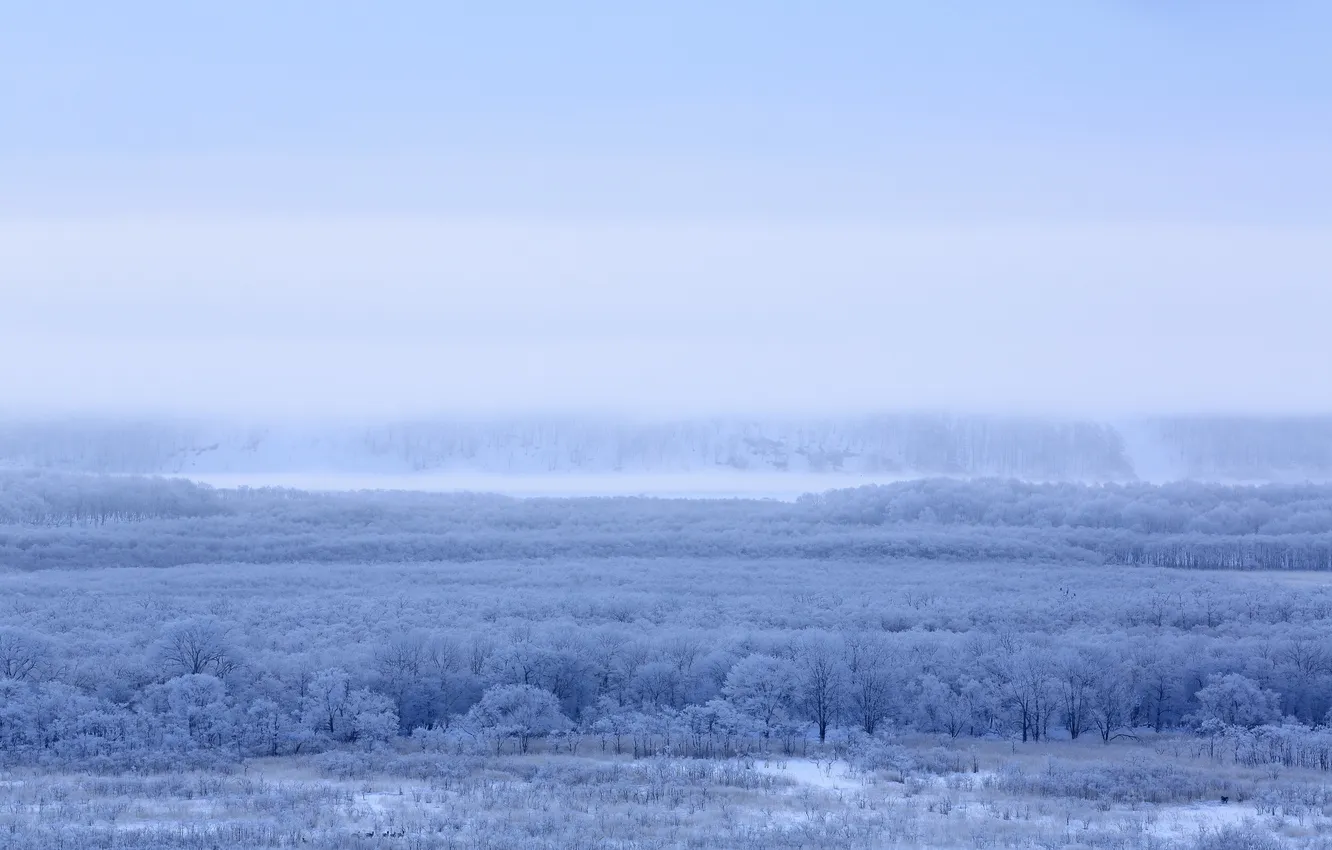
[2,2,1329,415]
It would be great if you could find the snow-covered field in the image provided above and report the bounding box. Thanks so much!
[3,745,1318,849]
[756,757,1270,842]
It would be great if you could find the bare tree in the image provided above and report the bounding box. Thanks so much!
[994,648,1056,743]
[150,617,240,678]
[1089,663,1139,744]
[843,633,894,736]
[1055,649,1095,740]
[794,632,844,742]
[373,631,427,731]
[0,628,53,681]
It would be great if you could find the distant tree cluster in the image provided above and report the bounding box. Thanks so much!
[802,478,1332,535]
[0,470,223,526]
[4,473,1332,570]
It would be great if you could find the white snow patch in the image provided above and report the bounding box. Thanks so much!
[753,758,860,790]
[1149,801,1268,838]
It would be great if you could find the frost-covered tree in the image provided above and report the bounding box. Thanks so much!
[723,654,799,738]
[465,684,570,753]
[915,674,981,738]
[843,635,895,736]
[1054,649,1096,740]
[244,697,292,756]
[164,674,234,750]
[299,667,396,747]
[630,661,683,710]
[792,634,844,742]
[994,649,1058,743]
[1191,673,1282,729]
[346,690,398,747]
[1088,663,1140,744]
[372,631,430,732]
[303,667,353,742]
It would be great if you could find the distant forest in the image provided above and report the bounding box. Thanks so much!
[2,414,1331,480]
[4,473,1332,571]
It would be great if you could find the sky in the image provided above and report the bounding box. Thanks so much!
[1,1,1330,418]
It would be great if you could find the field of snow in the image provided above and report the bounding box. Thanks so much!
[2,742,1316,849]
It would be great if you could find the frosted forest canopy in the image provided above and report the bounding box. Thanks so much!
[6,469,1332,847]
[3,472,1332,571]
[4,476,1332,780]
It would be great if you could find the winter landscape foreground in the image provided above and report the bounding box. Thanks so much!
[4,473,1332,847]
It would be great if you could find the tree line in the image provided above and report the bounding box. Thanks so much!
[4,608,1332,771]
[6,474,1332,570]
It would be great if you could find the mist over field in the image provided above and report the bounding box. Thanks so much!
[4,414,1332,487]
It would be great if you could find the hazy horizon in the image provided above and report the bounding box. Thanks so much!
[4,3,1330,418]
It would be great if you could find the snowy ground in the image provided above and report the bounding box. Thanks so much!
[5,747,1316,849]
[754,756,859,789]
[753,756,1278,843]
